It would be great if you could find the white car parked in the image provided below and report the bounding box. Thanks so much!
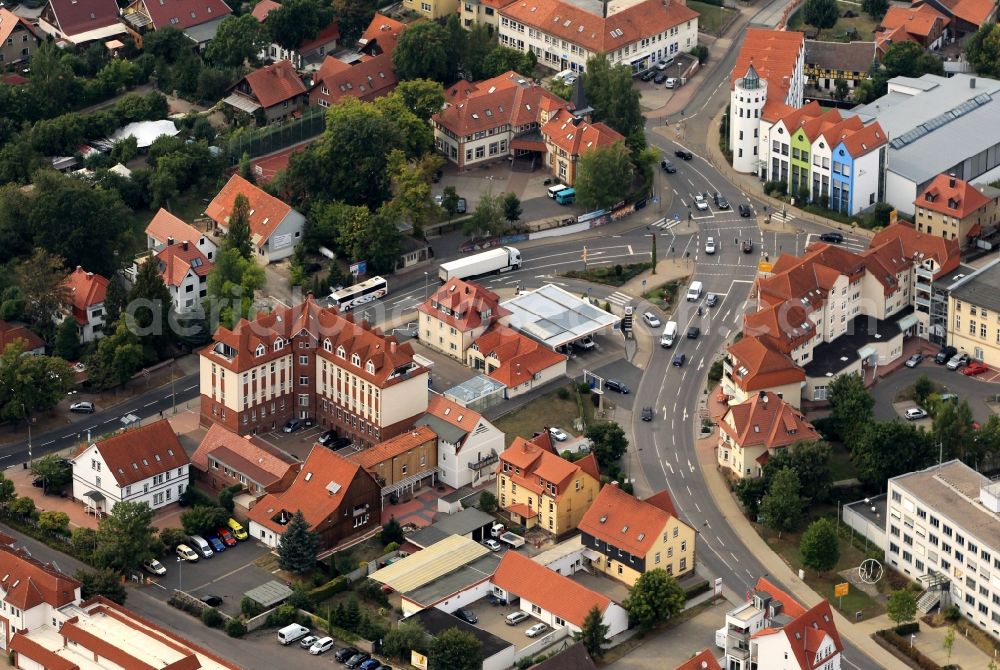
[549,427,569,441]
[905,408,928,421]
[484,539,502,551]
[694,194,709,211]
[308,637,335,655]
[526,623,549,638]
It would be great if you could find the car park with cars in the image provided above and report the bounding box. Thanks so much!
[947,353,970,370]
[963,361,988,375]
[309,637,336,656]
[653,72,667,84]
[454,608,478,624]
[283,419,303,433]
[640,69,657,81]
[142,559,166,575]
[526,623,549,637]
[207,535,225,553]
[506,611,529,625]
[299,635,319,649]
[175,544,199,562]
[484,539,502,551]
[335,647,360,662]
[665,77,680,88]
[936,346,957,364]
[227,518,248,540]
[905,353,924,368]
[345,652,372,667]
[216,528,237,546]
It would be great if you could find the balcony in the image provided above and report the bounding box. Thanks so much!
[916,266,934,280]
[727,645,751,662]
[914,294,931,309]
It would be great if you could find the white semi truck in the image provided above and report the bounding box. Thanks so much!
[438,246,521,282]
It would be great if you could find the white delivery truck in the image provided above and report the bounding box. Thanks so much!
[438,246,522,281]
[660,321,678,348]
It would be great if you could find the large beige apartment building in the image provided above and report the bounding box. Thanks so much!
[417,278,509,358]
[947,258,1000,367]
[403,0,459,19]
[199,296,429,448]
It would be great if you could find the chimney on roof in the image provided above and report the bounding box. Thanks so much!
[949,173,956,188]
[167,237,174,246]
[182,240,189,251]
[389,340,397,353]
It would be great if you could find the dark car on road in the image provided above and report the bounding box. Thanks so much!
[641,406,653,421]
[819,232,844,243]
[742,239,753,253]
[705,293,718,307]
[660,160,676,173]
[672,353,686,367]
[739,203,752,217]
[605,379,630,394]
[674,149,693,160]
[713,192,730,209]
[687,326,700,339]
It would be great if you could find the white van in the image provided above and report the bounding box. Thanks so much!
[553,69,575,82]
[547,183,569,199]
[686,281,703,302]
[277,623,310,645]
[188,535,214,559]
[660,321,678,348]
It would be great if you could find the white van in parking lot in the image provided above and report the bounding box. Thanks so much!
[277,624,310,645]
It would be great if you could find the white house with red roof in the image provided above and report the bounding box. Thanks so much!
[62,266,108,343]
[145,207,217,261]
[71,418,190,513]
[468,325,567,398]
[0,544,81,651]
[498,0,698,75]
[414,394,504,489]
[38,0,126,45]
[675,650,723,670]
[149,239,213,314]
[122,0,231,47]
[417,277,510,358]
[0,8,41,65]
[722,577,842,670]
[224,60,309,124]
[718,391,820,479]
[191,422,300,496]
[205,173,305,264]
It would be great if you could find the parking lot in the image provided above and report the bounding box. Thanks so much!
[461,597,550,652]
[253,424,327,462]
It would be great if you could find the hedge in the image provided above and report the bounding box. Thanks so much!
[684,580,711,600]
[894,622,920,636]
[875,629,942,670]
[310,575,351,603]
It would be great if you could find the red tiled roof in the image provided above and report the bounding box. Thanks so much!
[358,13,405,55]
[247,445,377,532]
[418,278,510,333]
[0,320,45,354]
[348,425,436,470]
[675,650,723,670]
[205,173,295,247]
[2,73,29,85]
[727,336,805,392]
[191,422,299,489]
[755,597,843,670]
[915,173,993,219]
[499,436,598,496]
[0,545,80,611]
[434,70,567,137]
[492,551,611,627]
[424,394,483,434]
[251,0,279,21]
[63,266,108,326]
[9,635,79,670]
[138,0,231,31]
[84,419,189,487]
[0,8,38,45]
[310,53,400,106]
[839,120,887,157]
[471,325,566,388]
[754,576,807,618]
[945,0,997,26]
[46,0,121,37]
[878,4,948,39]
[506,501,534,518]
[869,221,961,278]
[154,240,212,287]
[146,208,203,246]
[720,391,820,451]
[731,29,805,103]
[542,108,624,156]
[299,19,340,52]
[500,0,697,54]
[240,60,307,109]
[578,484,688,558]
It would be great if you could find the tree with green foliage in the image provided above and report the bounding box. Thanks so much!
[0,341,75,422]
[827,372,873,447]
[383,620,429,660]
[461,24,494,80]
[85,319,144,389]
[690,44,709,64]
[575,142,633,210]
[30,456,72,495]
[943,625,956,664]
[584,55,645,149]
[111,135,139,164]
[884,41,945,78]
[53,316,81,361]
[428,627,482,670]
[463,193,507,239]
[625,568,685,631]
[934,399,976,462]
[833,78,850,101]
[204,247,265,330]
[95,501,161,572]
[126,258,175,358]
[181,505,229,537]
[760,467,804,535]
[586,421,629,468]
[851,420,935,488]
[393,21,453,83]
[913,374,935,408]
[38,510,70,536]
[28,41,81,118]
[501,192,522,224]
[762,441,833,504]
[862,0,888,18]
[481,47,536,78]
[70,527,98,561]
[206,14,266,67]
[15,248,70,330]
[395,79,446,121]
[76,568,127,604]
[160,527,187,550]
[803,0,839,31]
[381,517,404,546]
[265,0,334,51]
[799,518,839,572]
[477,491,498,513]
[387,150,441,237]
[441,186,460,221]
[574,604,609,658]
[277,510,319,574]
[331,0,378,44]
[965,23,1000,78]
[0,472,15,510]
[10,496,36,519]
[887,589,917,627]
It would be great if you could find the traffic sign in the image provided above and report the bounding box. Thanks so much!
[834,582,849,597]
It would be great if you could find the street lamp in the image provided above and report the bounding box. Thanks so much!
[171,359,176,415]
[177,556,183,591]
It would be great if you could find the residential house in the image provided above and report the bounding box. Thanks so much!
[730,29,807,174]
[0,8,40,66]
[418,278,509,359]
[496,434,600,535]
[875,4,950,56]
[721,335,805,408]
[71,419,190,513]
[467,325,568,398]
[145,207,217,261]
[199,296,429,447]
[541,108,625,186]
[947,258,1000,367]
[62,265,108,343]
[723,577,842,670]
[460,0,516,31]
[577,484,696,586]
[37,0,126,45]
[675,650,723,670]
[347,425,439,499]
[415,394,504,489]
[803,40,875,91]
[10,596,239,670]
[498,0,698,75]
[309,13,405,109]
[914,173,1000,248]
[247,445,381,550]
[403,0,459,20]
[122,0,231,48]
[886,460,1000,631]
[138,240,212,315]
[190,422,300,496]
[717,391,821,479]
[224,60,308,124]
[0,321,45,356]
[491,551,629,637]
[532,644,599,670]
[0,545,81,650]
[253,2,339,70]
[205,173,305,264]
[917,0,998,39]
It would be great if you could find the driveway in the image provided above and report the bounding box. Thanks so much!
[607,599,729,669]
[871,363,998,423]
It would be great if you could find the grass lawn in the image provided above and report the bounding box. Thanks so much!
[494,384,595,447]
[687,1,738,36]
[828,443,858,482]
[643,278,686,315]
[562,262,652,287]
[789,1,879,42]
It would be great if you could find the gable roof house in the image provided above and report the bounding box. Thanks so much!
[875,4,950,55]
[467,325,568,398]
[347,425,438,498]
[62,265,108,343]
[916,0,998,38]
[224,59,309,124]
[247,446,382,550]
[417,277,510,359]
[253,2,340,70]
[38,0,127,45]
[0,544,82,648]
[145,207,217,261]
[540,107,625,186]
[0,8,41,65]
[414,394,505,490]
[309,13,406,109]
[71,419,190,513]
[191,422,300,497]
[913,172,1000,247]
[718,390,821,479]
[205,173,305,264]
[676,650,723,670]
[121,0,231,48]
[0,320,46,356]
[130,239,212,315]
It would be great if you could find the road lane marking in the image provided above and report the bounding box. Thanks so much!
[695,503,702,512]
[717,536,726,547]
[730,551,740,563]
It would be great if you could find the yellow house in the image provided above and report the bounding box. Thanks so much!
[717,391,820,480]
[404,0,459,20]
[459,0,515,30]
[496,434,600,535]
[417,278,510,359]
[947,259,1000,367]
[914,173,1000,249]
[577,484,696,586]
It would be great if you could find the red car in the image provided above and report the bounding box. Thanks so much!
[962,361,989,376]
[216,528,238,547]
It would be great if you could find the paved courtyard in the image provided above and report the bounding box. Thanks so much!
[608,599,729,669]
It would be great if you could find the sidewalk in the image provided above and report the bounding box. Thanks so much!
[857,614,994,669]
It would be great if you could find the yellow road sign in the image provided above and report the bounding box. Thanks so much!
[758,261,773,273]
[834,582,849,598]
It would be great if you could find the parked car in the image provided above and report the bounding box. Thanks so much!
[904,353,924,368]
[739,203,752,217]
[672,353,686,367]
[335,648,360,663]
[216,528,237,547]
[905,408,928,421]
[643,311,661,328]
[227,518,248,540]
[706,293,718,307]
[947,353,970,370]
[687,326,701,339]
[641,406,653,421]
[819,232,844,243]
[605,379,630,394]
[456,198,467,214]
[309,637,336,656]
[665,77,680,88]
[207,536,225,553]
[573,335,596,350]
[484,539,502,551]
[704,236,716,254]
[69,401,95,414]
[935,345,958,364]
[487,593,508,606]
[345,652,371,668]
[660,160,676,173]
[506,611,529,625]
[694,194,708,211]
[455,608,478,624]
[963,360,988,376]
[359,660,383,670]
[675,149,693,160]
[200,595,223,607]
[142,559,166,575]
[640,69,657,81]
[653,72,667,84]
[175,544,199,562]
[654,58,673,70]
[283,418,303,433]
[742,239,753,253]
[549,426,569,441]
[714,193,730,209]
[317,429,337,446]
[526,623,549,637]
[299,635,319,649]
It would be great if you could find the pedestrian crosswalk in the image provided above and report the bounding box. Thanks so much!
[769,209,793,223]
[651,218,681,229]
[606,292,632,307]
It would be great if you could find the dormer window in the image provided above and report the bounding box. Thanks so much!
[337,346,346,359]
[366,360,375,374]
[273,338,284,351]
[255,344,266,357]
[351,353,361,366]
[323,338,332,352]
